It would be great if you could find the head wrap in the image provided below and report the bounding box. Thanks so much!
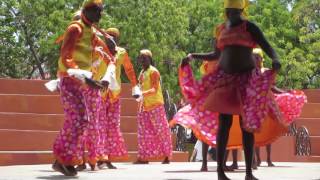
[82,0,103,9]
[253,48,264,68]
[140,49,152,58]
[224,0,249,18]
[224,0,249,9]
[73,10,82,21]
[106,28,120,38]
[253,48,263,58]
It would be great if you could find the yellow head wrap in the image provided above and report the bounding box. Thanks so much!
[253,48,264,68]
[140,49,152,58]
[224,0,249,9]
[253,48,264,58]
[82,0,103,9]
[106,28,120,38]
[224,0,249,18]
[72,10,82,21]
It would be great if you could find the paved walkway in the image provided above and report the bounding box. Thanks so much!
[0,162,319,180]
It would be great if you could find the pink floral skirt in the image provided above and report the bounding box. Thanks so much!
[274,90,307,124]
[99,99,128,160]
[171,65,306,148]
[53,77,103,166]
[137,106,172,160]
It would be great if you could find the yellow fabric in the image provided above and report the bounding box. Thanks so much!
[200,62,207,76]
[140,49,152,58]
[224,0,248,9]
[253,48,264,68]
[108,47,127,101]
[82,0,103,8]
[224,0,249,18]
[58,20,94,73]
[73,10,82,21]
[140,66,164,111]
[93,47,137,102]
[106,28,120,38]
[253,48,264,58]
[199,61,218,76]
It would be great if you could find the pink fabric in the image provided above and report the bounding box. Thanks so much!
[174,64,307,147]
[274,90,307,124]
[179,64,280,131]
[99,99,128,159]
[173,105,219,146]
[137,106,172,160]
[53,77,102,166]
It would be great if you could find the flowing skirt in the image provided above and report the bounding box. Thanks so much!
[99,99,128,160]
[171,64,305,148]
[137,106,173,160]
[53,77,103,166]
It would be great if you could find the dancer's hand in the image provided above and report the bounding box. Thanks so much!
[85,78,103,89]
[101,80,109,89]
[133,94,140,99]
[272,60,281,72]
[181,57,191,68]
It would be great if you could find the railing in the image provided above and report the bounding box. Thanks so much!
[295,126,311,156]
[163,89,187,151]
[286,122,297,136]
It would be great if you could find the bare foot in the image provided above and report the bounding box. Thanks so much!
[267,161,275,167]
[89,163,98,171]
[218,172,231,180]
[162,157,170,164]
[223,166,234,172]
[52,161,77,176]
[106,161,117,169]
[200,164,208,171]
[230,163,239,170]
[252,161,258,170]
[245,174,259,180]
[133,160,149,164]
[257,159,261,166]
[75,163,87,171]
[97,161,106,169]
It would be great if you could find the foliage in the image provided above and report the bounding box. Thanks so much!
[0,0,319,102]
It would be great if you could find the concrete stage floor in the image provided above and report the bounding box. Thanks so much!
[0,162,319,180]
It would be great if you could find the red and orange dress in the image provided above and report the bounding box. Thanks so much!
[172,21,306,149]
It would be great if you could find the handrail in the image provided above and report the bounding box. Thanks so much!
[295,126,311,156]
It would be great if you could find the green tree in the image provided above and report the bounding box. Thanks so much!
[0,0,81,79]
[249,0,319,89]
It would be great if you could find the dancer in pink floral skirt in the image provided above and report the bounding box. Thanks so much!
[133,49,172,164]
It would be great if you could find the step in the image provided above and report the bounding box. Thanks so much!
[0,78,133,98]
[0,129,176,152]
[303,89,320,103]
[300,103,320,118]
[260,136,296,162]
[0,112,137,132]
[0,151,189,166]
[0,130,136,151]
[310,136,320,156]
[296,118,320,136]
[229,136,320,162]
[0,94,138,116]
[289,155,320,162]
[0,79,57,95]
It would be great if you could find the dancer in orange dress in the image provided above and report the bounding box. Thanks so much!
[174,0,285,179]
